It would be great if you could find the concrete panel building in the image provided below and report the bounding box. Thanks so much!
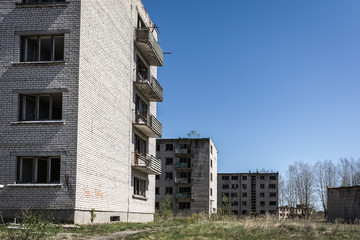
[217,172,278,216]
[327,186,360,221]
[155,138,218,216]
[0,0,164,224]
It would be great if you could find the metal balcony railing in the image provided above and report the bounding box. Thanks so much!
[175,163,192,169]
[134,69,163,102]
[135,28,164,66]
[175,177,193,184]
[132,152,161,175]
[175,192,194,200]
[133,112,162,138]
[174,148,191,156]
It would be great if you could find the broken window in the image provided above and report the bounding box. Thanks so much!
[165,144,173,151]
[155,187,159,195]
[156,144,160,151]
[19,93,62,121]
[223,192,229,197]
[134,177,146,197]
[17,157,60,183]
[231,201,238,206]
[242,184,247,189]
[135,95,148,120]
[21,35,64,62]
[179,187,191,193]
[165,187,173,195]
[134,134,147,156]
[156,175,160,180]
[260,201,265,206]
[136,55,149,82]
[178,202,190,210]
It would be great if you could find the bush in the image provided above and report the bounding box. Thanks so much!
[155,195,173,221]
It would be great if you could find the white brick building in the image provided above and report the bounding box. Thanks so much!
[0,0,164,224]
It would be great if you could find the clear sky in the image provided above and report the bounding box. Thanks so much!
[142,0,360,175]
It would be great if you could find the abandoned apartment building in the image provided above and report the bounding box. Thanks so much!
[0,0,164,224]
[327,186,360,222]
[155,138,218,216]
[278,204,309,219]
[217,172,278,216]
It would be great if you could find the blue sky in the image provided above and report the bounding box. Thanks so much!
[143,0,360,175]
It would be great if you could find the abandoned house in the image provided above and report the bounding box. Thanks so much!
[327,186,360,221]
[217,172,278,216]
[0,0,164,224]
[155,138,218,216]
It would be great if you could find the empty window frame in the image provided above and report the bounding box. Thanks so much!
[232,184,239,189]
[270,175,277,180]
[223,184,229,189]
[17,157,60,183]
[260,184,265,189]
[270,192,277,197]
[210,188,212,196]
[242,192,247,197]
[135,95,148,120]
[156,144,160,151]
[134,134,147,156]
[242,176,247,180]
[231,192,238,198]
[242,184,247,189]
[22,0,66,3]
[231,201,239,206]
[242,201,247,206]
[269,184,276,189]
[260,176,265,180]
[231,176,239,180]
[19,93,62,121]
[260,201,265,207]
[178,202,190,210]
[155,187,160,195]
[232,210,239,215]
[165,172,173,180]
[156,175,160,180]
[242,210,248,215]
[260,192,265,197]
[222,175,229,180]
[269,201,277,206]
[222,192,229,198]
[21,35,64,62]
[211,173,213,182]
[165,187,173,195]
[134,177,146,197]
[165,158,173,165]
[165,144,173,151]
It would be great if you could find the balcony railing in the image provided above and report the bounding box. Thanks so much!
[134,70,163,102]
[133,112,162,138]
[174,148,191,156]
[175,177,193,184]
[175,192,194,200]
[135,28,164,66]
[175,163,192,169]
[132,152,161,175]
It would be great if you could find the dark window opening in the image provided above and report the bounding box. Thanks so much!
[165,187,173,195]
[134,177,146,197]
[21,35,64,62]
[178,202,190,210]
[17,157,60,183]
[165,158,173,165]
[165,144,173,151]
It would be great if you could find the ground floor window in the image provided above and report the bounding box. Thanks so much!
[178,202,190,210]
[134,177,146,197]
[17,157,60,183]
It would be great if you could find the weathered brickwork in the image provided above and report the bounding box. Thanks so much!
[155,138,218,216]
[217,172,279,216]
[0,0,161,224]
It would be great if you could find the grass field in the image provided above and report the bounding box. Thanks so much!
[1,215,360,239]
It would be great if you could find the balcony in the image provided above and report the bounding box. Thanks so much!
[174,148,192,157]
[133,112,162,138]
[175,163,193,170]
[175,192,194,200]
[132,153,161,175]
[134,70,163,102]
[135,28,164,66]
[175,177,193,185]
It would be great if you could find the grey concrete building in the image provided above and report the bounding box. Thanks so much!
[155,138,218,216]
[327,186,360,221]
[0,0,164,224]
[217,172,278,216]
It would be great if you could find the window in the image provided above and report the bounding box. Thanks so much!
[242,210,248,215]
[156,144,160,151]
[165,144,173,151]
[211,160,213,168]
[260,176,265,180]
[156,175,160,180]
[165,158,173,165]
[242,184,247,189]
[134,177,146,197]
[269,184,276,189]
[22,0,66,3]
[242,201,247,206]
[223,192,229,197]
[211,173,213,182]
[260,201,265,207]
[210,188,212,196]
[135,95,148,120]
[155,202,160,210]
[155,187,160,195]
[260,210,266,215]
[222,176,229,180]
[260,184,265,189]
[269,201,277,206]
[134,134,147,156]
[165,172,173,180]
[178,202,190,210]
[242,176,247,180]
[270,192,277,197]
[232,210,239,215]
[179,143,189,149]
[19,93,62,121]
[231,201,239,206]
[223,184,229,189]
[211,146,213,154]
[242,192,247,197]
[270,175,277,180]
[231,192,238,198]
[165,187,173,195]
[260,192,265,197]
[231,176,238,180]
[232,184,238,189]
[21,35,64,62]
[17,157,60,183]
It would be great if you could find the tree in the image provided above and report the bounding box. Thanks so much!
[314,159,337,217]
[278,174,286,207]
[187,130,200,138]
[338,158,360,186]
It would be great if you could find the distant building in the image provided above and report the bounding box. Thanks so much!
[155,138,218,216]
[217,172,278,216]
[278,204,309,219]
[327,186,360,221]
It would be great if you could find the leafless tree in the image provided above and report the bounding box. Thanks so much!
[314,159,337,217]
[338,158,360,186]
[278,174,286,207]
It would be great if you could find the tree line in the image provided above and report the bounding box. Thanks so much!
[278,158,360,217]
